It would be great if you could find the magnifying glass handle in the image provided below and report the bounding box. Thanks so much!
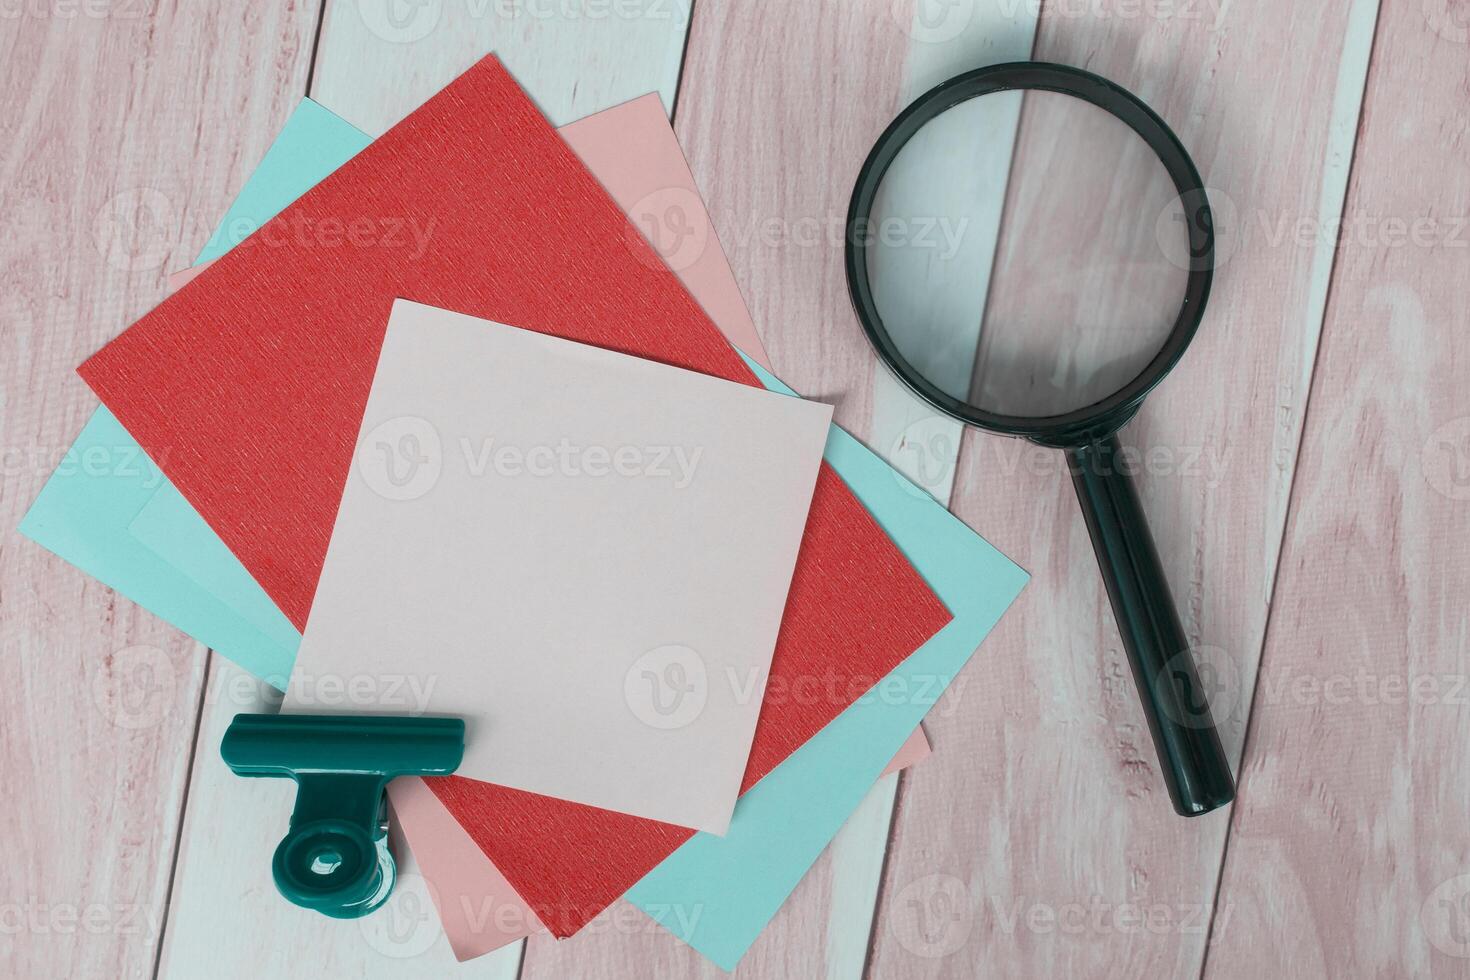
[1067,435,1235,816]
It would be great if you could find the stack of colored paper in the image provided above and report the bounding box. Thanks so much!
[20,55,1027,969]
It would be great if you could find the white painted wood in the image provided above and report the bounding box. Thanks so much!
[821,773,900,980]
[312,0,691,130]
[1260,0,1382,558]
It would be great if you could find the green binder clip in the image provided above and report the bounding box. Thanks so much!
[221,713,465,919]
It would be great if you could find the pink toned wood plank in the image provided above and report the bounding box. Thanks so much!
[0,6,320,978]
[1207,4,1470,977]
[667,0,914,438]
[871,1,1379,977]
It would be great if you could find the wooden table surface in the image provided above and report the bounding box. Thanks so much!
[4,1,1468,977]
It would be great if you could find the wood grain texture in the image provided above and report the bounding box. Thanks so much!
[870,0,1382,977]
[0,4,319,977]
[668,0,912,436]
[1207,2,1470,976]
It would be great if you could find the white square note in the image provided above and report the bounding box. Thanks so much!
[285,299,832,834]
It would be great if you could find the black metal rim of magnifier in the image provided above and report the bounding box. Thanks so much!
[844,61,1214,447]
[846,62,1235,818]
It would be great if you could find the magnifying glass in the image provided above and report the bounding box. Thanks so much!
[846,62,1234,816]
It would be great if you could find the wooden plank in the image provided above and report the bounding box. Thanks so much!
[1206,2,1470,976]
[870,0,1382,976]
[0,5,319,977]
[669,0,907,433]
[821,773,900,979]
[157,2,697,976]
[312,0,691,130]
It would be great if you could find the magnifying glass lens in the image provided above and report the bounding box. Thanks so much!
[866,88,1192,419]
[850,64,1235,817]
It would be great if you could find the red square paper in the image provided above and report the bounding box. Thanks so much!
[79,55,951,935]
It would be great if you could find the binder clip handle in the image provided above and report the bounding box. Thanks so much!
[221,714,465,919]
